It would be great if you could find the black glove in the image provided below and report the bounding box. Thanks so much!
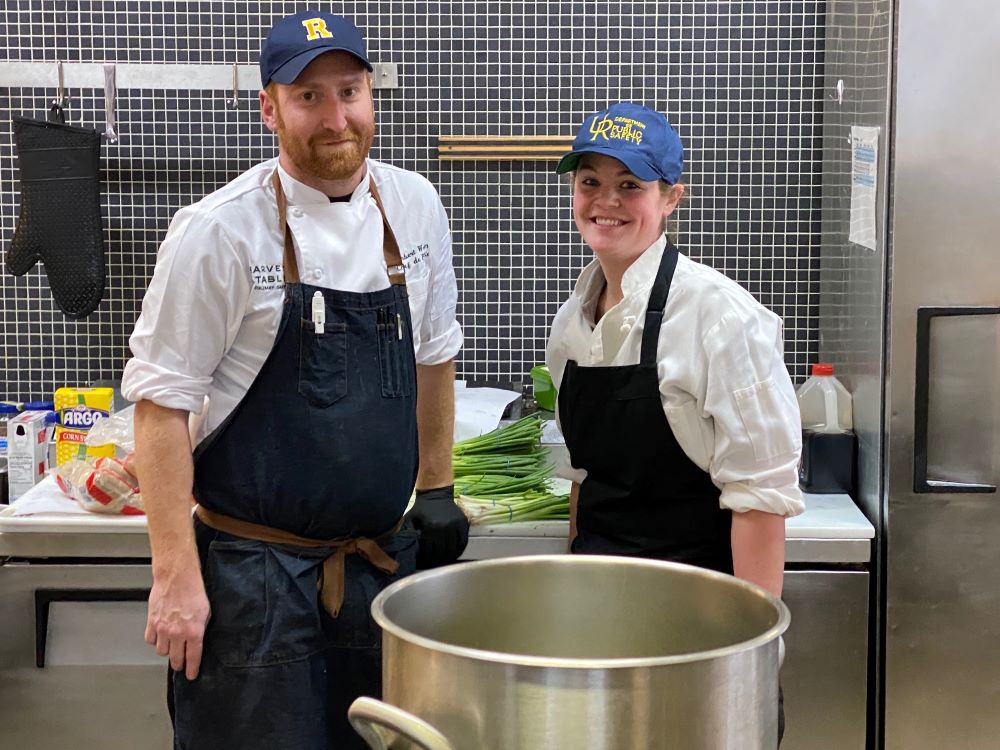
[405,485,469,569]
[7,116,106,318]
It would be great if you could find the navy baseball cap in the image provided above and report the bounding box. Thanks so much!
[556,102,684,184]
[260,11,373,88]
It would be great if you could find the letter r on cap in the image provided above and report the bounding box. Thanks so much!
[302,18,333,40]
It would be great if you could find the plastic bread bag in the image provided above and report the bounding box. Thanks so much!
[85,403,135,454]
[53,453,145,515]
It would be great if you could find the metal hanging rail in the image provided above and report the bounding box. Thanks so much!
[0,61,400,90]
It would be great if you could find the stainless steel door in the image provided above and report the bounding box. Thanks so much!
[885,1,1000,747]
[781,570,869,750]
[0,562,171,750]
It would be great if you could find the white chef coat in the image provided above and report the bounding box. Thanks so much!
[122,158,463,446]
[546,236,805,517]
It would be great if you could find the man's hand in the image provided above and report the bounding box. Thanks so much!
[406,485,469,568]
[145,568,211,680]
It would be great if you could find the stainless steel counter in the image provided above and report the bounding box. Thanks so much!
[0,490,874,563]
[461,492,873,564]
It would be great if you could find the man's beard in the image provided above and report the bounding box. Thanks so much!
[276,112,375,183]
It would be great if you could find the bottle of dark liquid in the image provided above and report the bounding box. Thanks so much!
[797,364,856,494]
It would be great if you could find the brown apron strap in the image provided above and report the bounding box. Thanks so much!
[368,178,408,286]
[270,167,407,288]
[195,505,400,618]
[270,169,300,284]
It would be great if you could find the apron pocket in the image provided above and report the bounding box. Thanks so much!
[204,540,326,668]
[377,307,414,398]
[323,529,419,649]
[298,319,348,407]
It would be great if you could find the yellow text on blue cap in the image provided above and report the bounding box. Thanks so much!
[589,115,646,145]
[302,18,333,40]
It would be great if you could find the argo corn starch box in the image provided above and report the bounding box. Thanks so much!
[54,387,116,465]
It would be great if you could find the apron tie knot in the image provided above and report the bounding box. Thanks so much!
[194,505,400,619]
[318,538,400,618]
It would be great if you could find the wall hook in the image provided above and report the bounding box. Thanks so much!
[225,64,241,110]
[48,60,67,123]
[102,63,119,143]
[53,60,66,108]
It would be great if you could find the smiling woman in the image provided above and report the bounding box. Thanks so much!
[568,154,684,304]
[544,101,805,747]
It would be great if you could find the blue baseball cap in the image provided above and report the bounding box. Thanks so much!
[556,102,684,184]
[260,11,373,88]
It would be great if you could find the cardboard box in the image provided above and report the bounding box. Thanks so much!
[54,387,115,465]
[7,411,49,500]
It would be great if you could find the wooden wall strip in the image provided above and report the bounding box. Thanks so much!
[437,135,573,161]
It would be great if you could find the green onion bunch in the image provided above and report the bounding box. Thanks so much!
[453,416,545,457]
[452,416,569,525]
[458,491,570,525]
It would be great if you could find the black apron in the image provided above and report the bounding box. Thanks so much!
[559,241,732,572]
[558,240,784,744]
[170,170,419,750]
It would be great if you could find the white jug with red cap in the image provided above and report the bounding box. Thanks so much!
[796,363,853,433]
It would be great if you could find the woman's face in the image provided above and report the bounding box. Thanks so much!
[572,153,681,266]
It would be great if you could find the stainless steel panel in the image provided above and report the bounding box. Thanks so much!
[0,529,152,557]
[885,0,1000,747]
[0,61,401,90]
[781,570,869,750]
[819,0,893,527]
[46,601,162,666]
[923,314,999,487]
[463,535,872,564]
[785,538,870,564]
[0,563,170,750]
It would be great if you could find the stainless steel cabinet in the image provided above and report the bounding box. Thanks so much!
[0,555,869,749]
[0,562,172,750]
[781,570,870,750]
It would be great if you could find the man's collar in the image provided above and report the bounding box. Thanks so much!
[276,159,371,206]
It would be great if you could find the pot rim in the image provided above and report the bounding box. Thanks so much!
[371,554,791,670]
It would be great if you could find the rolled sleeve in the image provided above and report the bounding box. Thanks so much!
[121,208,250,412]
[702,309,805,518]
[414,203,463,365]
[120,358,210,414]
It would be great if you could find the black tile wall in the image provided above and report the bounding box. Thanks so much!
[1,1,825,400]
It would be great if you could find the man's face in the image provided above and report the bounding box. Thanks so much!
[262,51,375,184]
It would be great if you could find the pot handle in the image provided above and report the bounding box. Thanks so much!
[348,697,455,750]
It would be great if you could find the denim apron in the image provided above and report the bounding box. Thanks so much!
[558,241,784,743]
[170,170,419,750]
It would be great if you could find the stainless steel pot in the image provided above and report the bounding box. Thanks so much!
[350,554,789,750]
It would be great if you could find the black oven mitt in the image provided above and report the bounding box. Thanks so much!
[6,116,106,318]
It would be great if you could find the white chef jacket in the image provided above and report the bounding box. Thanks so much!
[122,158,463,446]
[546,236,805,517]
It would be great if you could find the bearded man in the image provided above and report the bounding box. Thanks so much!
[121,11,467,749]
